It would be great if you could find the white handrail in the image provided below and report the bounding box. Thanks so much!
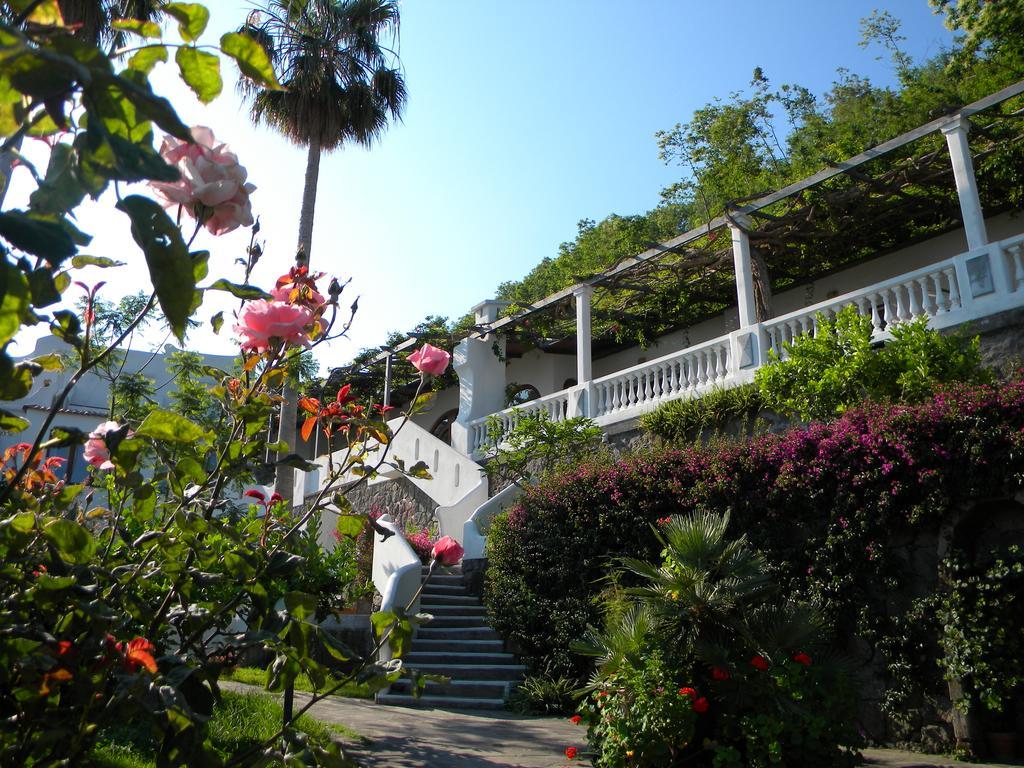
[371,513,421,662]
[462,482,525,561]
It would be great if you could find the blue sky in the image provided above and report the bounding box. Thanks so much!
[8,1,955,371]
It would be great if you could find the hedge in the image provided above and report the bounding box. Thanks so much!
[484,377,1024,709]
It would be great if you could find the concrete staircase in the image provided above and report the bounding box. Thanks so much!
[377,566,525,709]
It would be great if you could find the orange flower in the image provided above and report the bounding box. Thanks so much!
[792,651,812,667]
[570,714,582,725]
[564,746,578,760]
[750,654,770,671]
[692,696,709,713]
[711,665,730,681]
[118,637,158,674]
[39,667,72,696]
[678,686,697,699]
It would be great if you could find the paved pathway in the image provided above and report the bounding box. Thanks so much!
[227,682,1016,767]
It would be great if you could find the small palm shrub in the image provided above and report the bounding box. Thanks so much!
[573,513,860,767]
[507,669,580,715]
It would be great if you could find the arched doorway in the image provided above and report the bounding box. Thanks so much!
[430,408,459,445]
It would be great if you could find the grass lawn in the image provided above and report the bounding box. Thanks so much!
[222,665,374,699]
[89,689,362,767]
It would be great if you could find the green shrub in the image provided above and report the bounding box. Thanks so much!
[482,410,605,485]
[484,377,1024,720]
[938,544,1024,717]
[507,670,580,715]
[574,513,859,768]
[755,306,988,422]
[640,383,764,443]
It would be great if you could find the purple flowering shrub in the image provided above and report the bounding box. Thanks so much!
[485,377,1024,705]
[406,528,437,563]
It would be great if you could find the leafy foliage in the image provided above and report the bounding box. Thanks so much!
[484,377,1024,728]
[481,410,604,486]
[754,307,989,421]
[639,383,765,444]
[575,513,858,767]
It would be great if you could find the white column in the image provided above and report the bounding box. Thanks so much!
[573,285,594,384]
[941,117,988,252]
[729,216,758,328]
[381,352,392,408]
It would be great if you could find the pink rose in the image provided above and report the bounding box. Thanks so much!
[409,343,450,377]
[430,536,464,566]
[150,126,256,236]
[83,421,127,470]
[234,299,317,354]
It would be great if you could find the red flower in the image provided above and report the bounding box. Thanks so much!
[657,516,671,525]
[570,714,582,725]
[750,654,770,671]
[792,652,812,666]
[692,696,709,713]
[118,637,158,674]
[711,666,730,681]
[244,489,266,502]
[678,686,697,699]
[431,536,464,566]
[564,746,578,760]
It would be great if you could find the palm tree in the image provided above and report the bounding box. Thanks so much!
[241,0,406,503]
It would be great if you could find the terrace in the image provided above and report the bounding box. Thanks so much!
[417,81,1024,458]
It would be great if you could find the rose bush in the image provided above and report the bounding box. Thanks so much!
[0,8,434,766]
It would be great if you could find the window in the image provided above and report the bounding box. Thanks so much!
[505,383,540,407]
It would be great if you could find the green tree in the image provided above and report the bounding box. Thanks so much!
[241,0,406,503]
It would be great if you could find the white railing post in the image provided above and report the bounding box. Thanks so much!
[941,117,988,253]
[729,214,758,329]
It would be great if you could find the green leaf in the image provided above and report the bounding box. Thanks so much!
[191,250,209,283]
[0,262,30,346]
[43,518,96,565]
[164,3,210,42]
[8,512,34,532]
[0,408,29,433]
[0,356,36,400]
[266,551,304,578]
[210,310,223,334]
[6,0,63,25]
[127,44,168,75]
[0,211,76,264]
[284,591,317,622]
[136,409,208,444]
[112,18,162,38]
[29,143,86,216]
[335,514,367,539]
[50,309,82,349]
[175,46,221,104]
[0,76,23,137]
[220,32,282,90]
[30,353,62,371]
[206,279,271,300]
[36,574,76,590]
[116,195,195,340]
[28,268,61,308]
[71,255,125,269]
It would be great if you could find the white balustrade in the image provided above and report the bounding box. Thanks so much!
[764,257,965,357]
[468,389,571,454]
[462,234,1024,460]
[590,336,733,419]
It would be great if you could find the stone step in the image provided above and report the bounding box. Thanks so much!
[419,604,488,617]
[399,663,526,681]
[420,582,471,595]
[420,615,489,629]
[388,679,515,699]
[423,566,462,576]
[405,651,516,665]
[376,693,506,710]
[425,574,465,586]
[410,638,505,653]
[415,626,501,641]
[416,593,479,606]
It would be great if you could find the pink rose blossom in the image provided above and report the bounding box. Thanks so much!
[234,300,317,354]
[409,343,450,377]
[430,535,464,566]
[83,421,127,471]
[150,126,256,236]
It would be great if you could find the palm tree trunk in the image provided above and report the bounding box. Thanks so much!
[277,135,322,731]
[274,136,322,509]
